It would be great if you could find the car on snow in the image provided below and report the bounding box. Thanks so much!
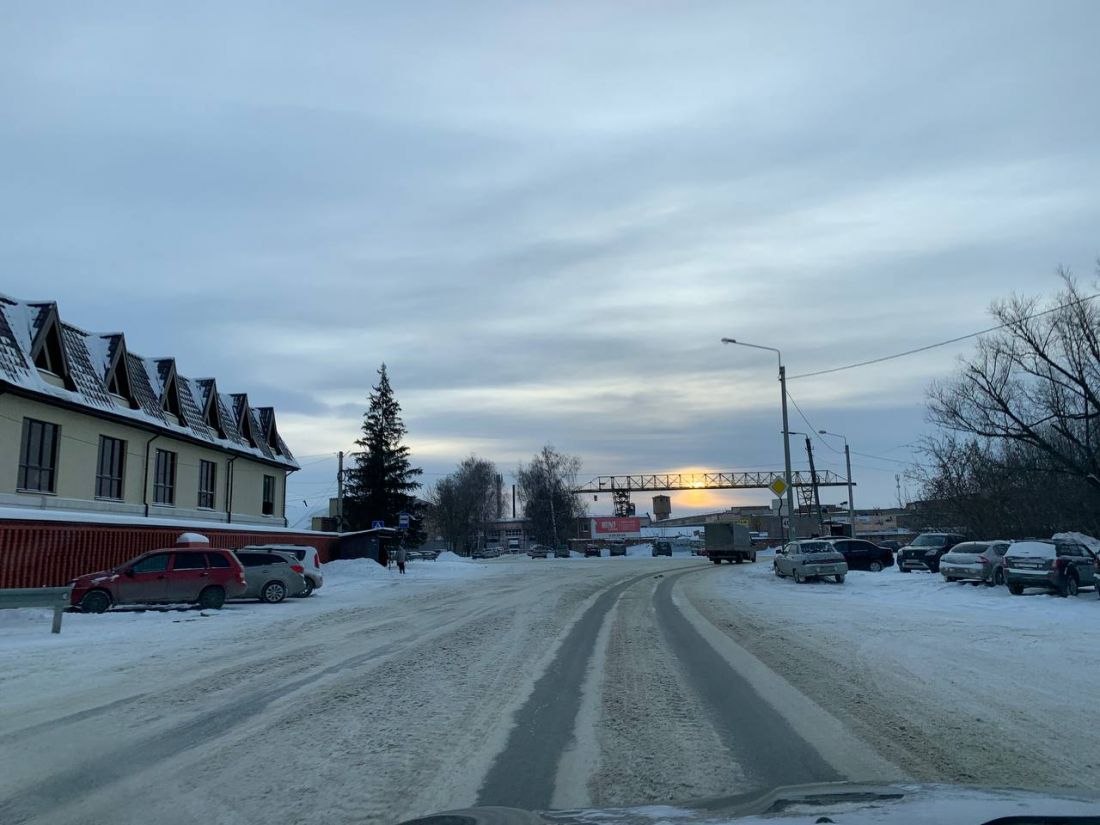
[897,532,966,573]
[527,545,549,559]
[938,540,1011,586]
[609,541,627,557]
[1004,539,1098,597]
[652,540,672,557]
[233,550,309,603]
[406,549,440,561]
[553,546,571,558]
[70,546,247,613]
[773,539,848,583]
[241,543,324,596]
[507,538,521,553]
[472,546,502,559]
[583,544,601,557]
[824,538,894,572]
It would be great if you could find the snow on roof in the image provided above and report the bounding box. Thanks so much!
[0,295,298,470]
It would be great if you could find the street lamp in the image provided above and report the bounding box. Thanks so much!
[721,338,796,541]
[819,430,855,538]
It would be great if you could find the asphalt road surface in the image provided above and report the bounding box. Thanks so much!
[0,556,900,825]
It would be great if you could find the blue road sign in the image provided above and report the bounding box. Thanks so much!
[371,520,385,529]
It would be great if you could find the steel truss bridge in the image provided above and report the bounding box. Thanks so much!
[573,471,851,517]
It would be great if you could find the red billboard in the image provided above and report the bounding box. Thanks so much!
[593,517,642,535]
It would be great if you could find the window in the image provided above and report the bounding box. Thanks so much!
[172,552,207,570]
[95,436,126,500]
[238,553,267,567]
[153,449,176,505]
[198,460,217,509]
[262,474,275,515]
[206,553,230,569]
[131,554,170,574]
[18,418,60,493]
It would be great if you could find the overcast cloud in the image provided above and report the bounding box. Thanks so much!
[3,1,1099,524]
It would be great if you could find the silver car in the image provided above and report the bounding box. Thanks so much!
[773,539,848,583]
[241,544,324,597]
[939,540,1011,585]
[233,550,308,603]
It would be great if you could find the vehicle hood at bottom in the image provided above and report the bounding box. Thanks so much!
[397,783,1100,825]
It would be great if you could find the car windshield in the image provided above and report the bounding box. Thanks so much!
[911,535,948,547]
[947,543,986,554]
[797,542,832,553]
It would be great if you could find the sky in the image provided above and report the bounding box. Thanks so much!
[2,1,1099,526]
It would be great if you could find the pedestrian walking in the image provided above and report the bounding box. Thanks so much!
[396,545,407,575]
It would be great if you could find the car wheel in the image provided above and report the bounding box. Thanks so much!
[835,574,845,584]
[198,586,226,610]
[260,581,287,604]
[296,578,315,598]
[899,566,911,573]
[79,590,111,614]
[943,576,955,583]
[712,559,722,565]
[793,568,805,583]
[993,568,1005,586]
[734,557,743,564]
[869,560,883,573]
[774,564,782,577]
[1008,582,1024,596]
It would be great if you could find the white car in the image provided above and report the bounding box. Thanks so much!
[240,544,324,596]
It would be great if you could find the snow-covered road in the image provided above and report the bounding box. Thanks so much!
[2,551,1098,824]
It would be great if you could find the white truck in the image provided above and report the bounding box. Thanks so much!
[704,523,757,564]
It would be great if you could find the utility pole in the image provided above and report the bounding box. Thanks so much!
[778,364,796,540]
[512,484,516,519]
[804,437,824,534]
[843,442,854,537]
[336,450,344,531]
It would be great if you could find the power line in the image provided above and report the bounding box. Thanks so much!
[786,389,920,467]
[787,291,1100,381]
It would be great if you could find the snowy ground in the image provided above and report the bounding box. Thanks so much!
[2,549,1098,824]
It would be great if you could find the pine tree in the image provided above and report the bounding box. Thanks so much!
[344,364,425,545]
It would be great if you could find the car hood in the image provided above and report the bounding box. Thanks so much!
[398,782,1100,824]
[71,568,120,586]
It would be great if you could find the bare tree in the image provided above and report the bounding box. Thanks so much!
[516,445,587,547]
[425,456,500,555]
[928,268,1100,482]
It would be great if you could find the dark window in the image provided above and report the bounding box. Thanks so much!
[172,552,207,570]
[153,449,176,505]
[198,460,217,509]
[237,553,266,567]
[95,435,126,500]
[206,553,231,569]
[262,474,275,515]
[263,554,288,565]
[131,554,170,574]
[18,418,60,493]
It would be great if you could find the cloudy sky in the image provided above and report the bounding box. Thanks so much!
[3,1,1099,524]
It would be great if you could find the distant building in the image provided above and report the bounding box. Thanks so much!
[652,494,671,521]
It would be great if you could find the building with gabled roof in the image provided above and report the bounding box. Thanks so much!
[0,293,298,527]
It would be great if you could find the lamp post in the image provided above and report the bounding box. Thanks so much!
[819,430,855,538]
[721,338,796,542]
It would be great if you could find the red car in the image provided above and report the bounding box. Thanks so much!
[70,543,247,613]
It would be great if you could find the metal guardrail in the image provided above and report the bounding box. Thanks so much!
[0,586,73,633]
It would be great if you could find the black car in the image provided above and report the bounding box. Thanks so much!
[826,538,894,572]
[897,532,966,573]
[652,540,672,557]
[584,544,601,557]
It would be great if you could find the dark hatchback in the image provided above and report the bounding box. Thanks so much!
[897,532,966,573]
[826,538,895,572]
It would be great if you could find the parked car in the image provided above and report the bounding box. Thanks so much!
[507,538,521,553]
[407,549,440,561]
[584,544,601,558]
[554,546,571,558]
[71,547,247,613]
[609,541,627,557]
[1004,539,1098,597]
[827,538,894,572]
[897,532,967,573]
[527,545,549,559]
[652,540,672,557]
[939,540,1011,585]
[773,539,848,583]
[240,543,324,596]
[233,550,308,603]
[472,546,502,559]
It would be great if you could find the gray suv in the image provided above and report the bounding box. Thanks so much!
[241,544,324,596]
[1004,539,1098,597]
[233,551,308,603]
[773,539,848,583]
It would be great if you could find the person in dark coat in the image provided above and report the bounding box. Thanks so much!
[396,545,407,574]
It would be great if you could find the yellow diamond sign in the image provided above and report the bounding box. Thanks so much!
[768,477,788,497]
